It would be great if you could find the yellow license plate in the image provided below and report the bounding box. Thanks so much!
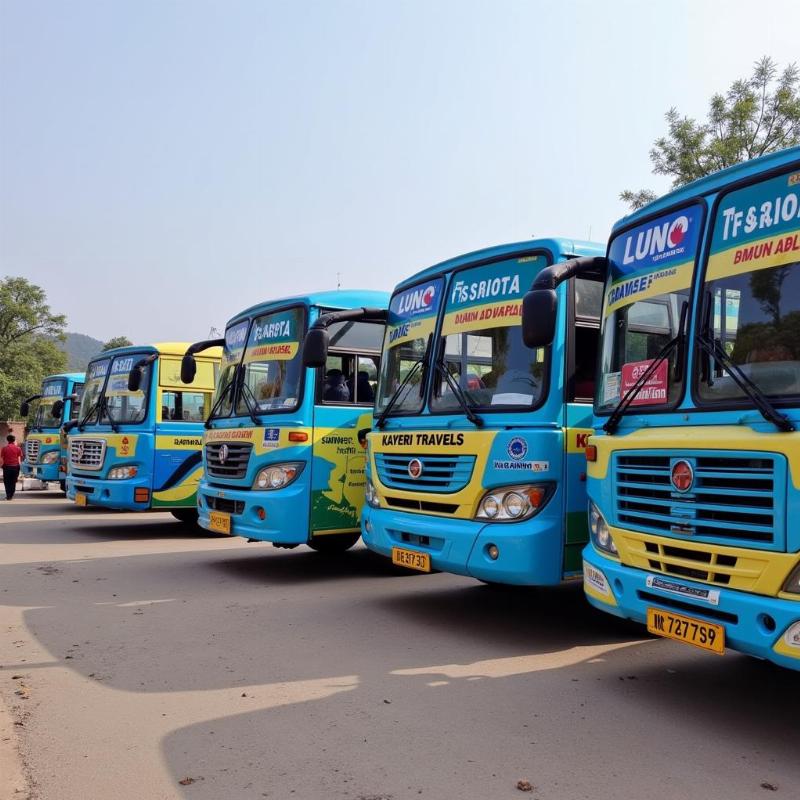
[647,607,725,655]
[391,547,430,573]
[208,510,231,535]
[75,493,88,507]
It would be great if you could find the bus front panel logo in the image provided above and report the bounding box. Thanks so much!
[671,460,694,493]
[407,458,423,479]
[219,444,230,465]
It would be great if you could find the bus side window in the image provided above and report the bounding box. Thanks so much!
[319,353,380,405]
[571,325,600,403]
[161,391,209,422]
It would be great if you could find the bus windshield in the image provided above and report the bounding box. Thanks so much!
[430,255,548,412]
[79,359,112,424]
[376,278,443,415]
[236,307,305,415]
[103,354,151,425]
[211,319,249,418]
[33,379,67,428]
[697,169,800,403]
[597,206,703,413]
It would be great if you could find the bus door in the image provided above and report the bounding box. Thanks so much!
[153,357,212,507]
[562,278,602,575]
[310,319,383,535]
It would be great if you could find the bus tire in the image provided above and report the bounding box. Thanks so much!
[307,533,360,554]
[171,509,199,526]
[60,480,67,495]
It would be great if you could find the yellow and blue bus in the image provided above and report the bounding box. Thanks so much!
[186,291,388,552]
[355,238,604,584]
[523,146,800,669]
[20,372,85,492]
[66,343,220,522]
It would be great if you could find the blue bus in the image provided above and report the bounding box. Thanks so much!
[66,342,220,521]
[523,146,800,669]
[20,372,85,492]
[186,290,389,552]
[353,238,604,584]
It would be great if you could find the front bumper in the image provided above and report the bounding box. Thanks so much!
[22,460,60,482]
[198,479,310,543]
[361,505,565,585]
[583,545,800,670]
[66,474,153,511]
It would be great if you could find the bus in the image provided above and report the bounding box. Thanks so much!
[20,372,85,492]
[66,342,221,522]
[522,146,800,669]
[186,290,388,552]
[351,238,604,584]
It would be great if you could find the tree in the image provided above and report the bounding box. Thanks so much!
[0,277,68,420]
[622,57,800,210]
[102,336,133,351]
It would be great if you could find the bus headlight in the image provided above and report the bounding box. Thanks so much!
[476,484,550,522]
[781,562,800,595]
[253,462,304,491]
[108,465,138,480]
[589,501,618,556]
[365,478,380,508]
[40,451,59,465]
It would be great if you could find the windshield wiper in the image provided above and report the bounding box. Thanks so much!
[238,380,262,425]
[78,396,102,431]
[376,360,424,429]
[604,303,688,435]
[205,375,237,429]
[433,353,484,428]
[697,295,794,432]
[101,396,120,433]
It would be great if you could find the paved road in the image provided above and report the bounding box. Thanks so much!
[1,490,798,800]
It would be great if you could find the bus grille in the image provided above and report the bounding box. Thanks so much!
[25,439,41,463]
[614,451,784,550]
[374,453,476,493]
[70,439,106,471]
[205,442,252,479]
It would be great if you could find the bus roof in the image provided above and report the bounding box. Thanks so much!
[45,372,85,383]
[393,237,605,291]
[229,289,390,325]
[614,145,800,233]
[88,343,220,359]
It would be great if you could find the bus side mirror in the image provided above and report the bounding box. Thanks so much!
[19,401,30,417]
[522,289,558,348]
[181,354,197,384]
[128,367,144,392]
[302,328,330,368]
[51,399,64,417]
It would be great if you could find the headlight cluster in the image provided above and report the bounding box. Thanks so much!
[108,465,138,480]
[253,462,304,490]
[475,484,550,522]
[40,451,59,465]
[589,500,618,556]
[365,479,380,508]
[781,562,800,595]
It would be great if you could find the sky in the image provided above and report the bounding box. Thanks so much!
[1,0,798,343]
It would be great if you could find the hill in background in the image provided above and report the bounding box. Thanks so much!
[62,332,104,372]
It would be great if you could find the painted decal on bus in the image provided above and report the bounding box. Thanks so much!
[385,278,444,349]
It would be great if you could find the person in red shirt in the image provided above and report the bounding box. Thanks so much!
[1,434,23,500]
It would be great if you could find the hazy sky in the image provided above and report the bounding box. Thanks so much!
[1,0,797,343]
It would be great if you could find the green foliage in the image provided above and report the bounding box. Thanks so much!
[0,276,68,420]
[622,57,800,210]
[102,336,133,351]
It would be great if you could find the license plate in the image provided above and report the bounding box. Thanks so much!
[208,510,231,535]
[646,607,725,655]
[391,547,430,573]
[75,493,88,507]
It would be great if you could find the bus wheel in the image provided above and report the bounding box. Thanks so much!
[60,480,67,495]
[307,533,360,554]
[171,509,199,526]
